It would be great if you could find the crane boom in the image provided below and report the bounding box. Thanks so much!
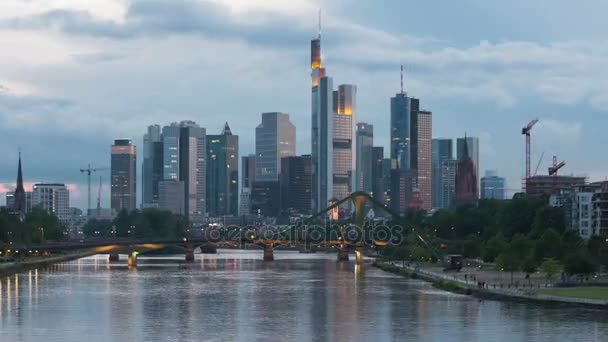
[80,164,108,215]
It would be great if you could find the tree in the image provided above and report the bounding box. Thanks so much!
[82,219,113,238]
[539,258,561,282]
[563,250,597,279]
[534,228,562,262]
[393,246,409,267]
[463,234,483,258]
[495,250,520,284]
[530,206,566,237]
[483,233,507,262]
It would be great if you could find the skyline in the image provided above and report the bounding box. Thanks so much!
[2,0,608,209]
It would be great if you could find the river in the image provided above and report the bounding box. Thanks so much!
[1,250,607,341]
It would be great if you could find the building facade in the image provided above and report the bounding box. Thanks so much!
[158,180,185,215]
[480,170,506,200]
[32,183,70,223]
[390,91,419,170]
[432,139,453,209]
[178,121,207,222]
[142,125,163,208]
[441,159,458,209]
[455,137,478,206]
[457,136,480,193]
[332,84,356,203]
[414,110,432,210]
[280,155,312,215]
[250,181,281,217]
[355,123,373,193]
[207,122,239,216]
[111,139,136,213]
[255,112,296,181]
[371,147,385,204]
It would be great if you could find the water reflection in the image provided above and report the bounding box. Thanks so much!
[0,251,607,342]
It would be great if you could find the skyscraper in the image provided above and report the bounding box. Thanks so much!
[432,139,453,209]
[142,125,163,208]
[355,123,373,193]
[280,155,312,215]
[371,146,384,204]
[111,139,136,213]
[481,170,506,200]
[179,121,207,222]
[457,136,480,191]
[311,29,334,213]
[333,84,356,202]
[455,136,478,206]
[414,110,432,210]
[390,68,419,170]
[255,112,296,181]
[207,122,239,216]
[390,168,417,215]
[240,154,256,216]
[13,152,26,220]
[441,159,458,208]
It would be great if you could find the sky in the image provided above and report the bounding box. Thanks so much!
[1,0,607,210]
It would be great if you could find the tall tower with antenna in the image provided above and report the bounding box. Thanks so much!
[311,9,334,213]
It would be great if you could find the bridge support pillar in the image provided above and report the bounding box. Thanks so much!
[200,243,217,254]
[355,249,364,264]
[263,245,274,262]
[337,245,349,261]
[108,254,120,262]
[185,248,195,263]
[127,252,138,267]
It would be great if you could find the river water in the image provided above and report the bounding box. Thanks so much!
[0,250,607,342]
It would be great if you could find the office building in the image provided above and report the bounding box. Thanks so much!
[390,168,417,215]
[142,125,163,208]
[481,170,506,200]
[178,121,207,222]
[240,154,256,216]
[371,147,384,204]
[311,27,334,214]
[413,110,432,210]
[6,191,32,214]
[441,159,458,208]
[158,180,185,215]
[390,69,419,170]
[32,183,70,223]
[333,84,356,203]
[207,122,239,216]
[111,139,136,212]
[251,181,281,217]
[432,139,453,209]
[255,112,296,181]
[280,155,312,215]
[355,123,373,193]
[526,175,586,197]
[162,124,181,181]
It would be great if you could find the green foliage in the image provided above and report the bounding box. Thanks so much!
[563,250,597,276]
[0,207,65,244]
[483,233,507,262]
[539,258,561,281]
[534,228,562,262]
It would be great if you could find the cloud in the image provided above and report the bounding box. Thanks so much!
[535,118,583,144]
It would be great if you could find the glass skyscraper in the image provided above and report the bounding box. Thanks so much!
[333,84,356,203]
[255,112,296,181]
[432,138,454,209]
[355,122,373,193]
[207,122,239,216]
[481,170,506,200]
[111,139,136,213]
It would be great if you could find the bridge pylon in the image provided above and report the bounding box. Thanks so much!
[108,254,119,262]
[263,244,274,261]
[184,245,195,262]
[127,252,138,267]
[337,245,349,261]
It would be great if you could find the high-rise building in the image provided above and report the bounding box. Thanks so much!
[142,125,163,208]
[382,158,395,207]
[250,181,280,217]
[455,137,478,206]
[390,74,419,170]
[178,121,207,222]
[280,155,312,215]
[162,124,180,181]
[240,154,256,216]
[111,139,136,213]
[481,170,506,200]
[355,123,373,193]
[207,122,239,216]
[6,191,32,214]
[371,147,384,204]
[255,112,296,181]
[432,139,454,209]
[457,136,479,191]
[414,110,432,210]
[158,180,185,215]
[32,183,70,223]
[311,31,334,213]
[333,84,356,203]
[390,168,417,215]
[441,159,458,208]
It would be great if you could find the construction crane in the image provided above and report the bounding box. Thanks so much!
[96,176,102,217]
[522,119,539,180]
[80,164,108,215]
[548,155,566,176]
[533,151,545,176]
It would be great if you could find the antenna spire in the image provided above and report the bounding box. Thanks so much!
[318,9,322,39]
[400,65,404,94]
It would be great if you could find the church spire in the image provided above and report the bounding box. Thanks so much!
[14,151,26,220]
[16,152,24,192]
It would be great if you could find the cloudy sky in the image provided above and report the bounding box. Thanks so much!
[1,0,607,209]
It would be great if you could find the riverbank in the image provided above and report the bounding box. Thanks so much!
[374,261,608,309]
[0,250,95,277]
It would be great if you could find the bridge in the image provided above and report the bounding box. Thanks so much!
[2,192,440,266]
